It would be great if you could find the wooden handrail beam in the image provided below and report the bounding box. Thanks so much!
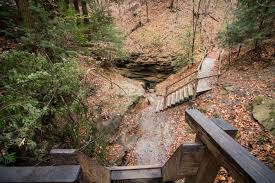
[185,109,275,183]
[196,73,221,80]
[110,166,162,181]
[166,70,198,91]
[163,117,238,182]
[166,78,196,96]
[0,166,81,183]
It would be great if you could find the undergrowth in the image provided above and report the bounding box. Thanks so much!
[0,0,123,165]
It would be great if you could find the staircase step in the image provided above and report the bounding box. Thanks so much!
[188,84,194,96]
[167,94,172,108]
[160,97,165,111]
[179,88,184,102]
[171,92,176,106]
[110,165,162,183]
[175,90,180,104]
[155,99,161,112]
[184,87,188,99]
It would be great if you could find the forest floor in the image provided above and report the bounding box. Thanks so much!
[104,45,275,183]
[84,0,274,182]
[110,0,234,57]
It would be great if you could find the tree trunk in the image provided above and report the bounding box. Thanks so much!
[146,0,149,22]
[74,0,80,13]
[64,0,70,9]
[191,0,202,64]
[15,0,32,31]
[73,0,80,25]
[81,0,89,24]
[255,5,270,51]
[169,0,174,9]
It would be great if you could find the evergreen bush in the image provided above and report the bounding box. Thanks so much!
[0,51,96,165]
[218,0,275,49]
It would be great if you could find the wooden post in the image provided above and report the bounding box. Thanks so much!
[185,150,220,183]
[162,143,205,182]
[185,118,237,183]
[185,109,275,183]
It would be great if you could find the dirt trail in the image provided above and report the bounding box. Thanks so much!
[128,51,220,165]
[133,94,175,165]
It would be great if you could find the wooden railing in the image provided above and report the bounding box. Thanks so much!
[163,49,209,108]
[165,49,208,97]
[164,48,226,101]
[1,109,274,183]
[162,109,275,183]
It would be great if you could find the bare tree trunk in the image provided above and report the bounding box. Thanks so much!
[81,0,89,24]
[15,0,32,31]
[228,46,232,66]
[64,0,70,9]
[191,0,202,64]
[74,0,80,12]
[169,0,174,9]
[73,0,80,25]
[146,0,149,22]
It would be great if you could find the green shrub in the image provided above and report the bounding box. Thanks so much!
[0,0,21,38]
[218,0,275,48]
[0,51,97,165]
[87,4,125,58]
[0,0,122,166]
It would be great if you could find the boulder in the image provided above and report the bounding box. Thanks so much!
[223,83,238,92]
[119,133,139,149]
[97,115,122,136]
[252,96,275,135]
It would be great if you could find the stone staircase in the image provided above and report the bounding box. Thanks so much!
[155,56,216,113]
